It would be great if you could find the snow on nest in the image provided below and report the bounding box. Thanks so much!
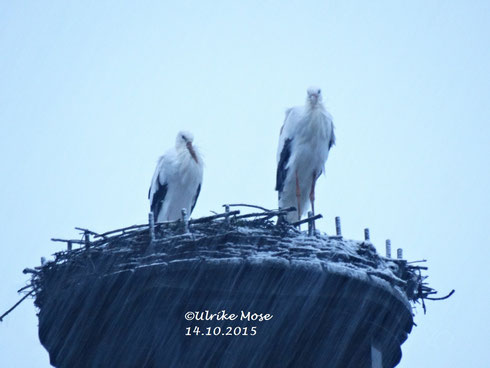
[39,218,416,308]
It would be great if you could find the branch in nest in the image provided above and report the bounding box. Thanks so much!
[189,210,240,224]
[224,204,271,212]
[51,238,85,244]
[0,290,35,322]
[425,289,455,301]
[234,208,295,220]
[75,227,103,237]
[291,214,323,227]
[17,284,33,293]
[95,224,150,238]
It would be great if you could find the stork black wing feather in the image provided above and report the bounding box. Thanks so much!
[275,138,292,195]
[150,181,168,220]
[190,184,201,214]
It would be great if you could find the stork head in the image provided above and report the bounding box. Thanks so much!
[306,86,322,107]
[176,131,198,163]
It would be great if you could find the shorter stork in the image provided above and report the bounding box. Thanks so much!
[149,131,203,222]
[276,87,335,223]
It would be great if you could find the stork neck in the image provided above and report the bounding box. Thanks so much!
[177,145,200,166]
[306,101,324,111]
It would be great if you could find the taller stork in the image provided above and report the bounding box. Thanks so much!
[276,87,335,223]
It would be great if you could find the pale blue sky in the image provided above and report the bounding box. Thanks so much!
[1,1,489,367]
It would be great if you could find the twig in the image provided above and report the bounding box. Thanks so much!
[75,227,102,237]
[0,290,35,322]
[224,204,271,212]
[190,210,240,224]
[426,289,455,301]
[17,284,32,293]
[235,208,293,220]
[51,238,85,244]
[234,212,271,220]
[409,266,428,270]
[95,223,149,238]
[278,206,296,213]
[291,214,323,227]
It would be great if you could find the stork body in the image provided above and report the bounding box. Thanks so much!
[149,131,203,222]
[276,87,335,223]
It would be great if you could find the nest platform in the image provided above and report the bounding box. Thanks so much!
[25,207,434,368]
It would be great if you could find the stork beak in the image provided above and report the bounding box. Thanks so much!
[186,142,198,163]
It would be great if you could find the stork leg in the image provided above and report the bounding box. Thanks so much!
[310,171,317,231]
[295,170,301,221]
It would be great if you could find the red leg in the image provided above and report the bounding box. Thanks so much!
[310,171,317,230]
[295,170,301,221]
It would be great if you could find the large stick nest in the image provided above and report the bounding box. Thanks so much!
[19,205,443,318]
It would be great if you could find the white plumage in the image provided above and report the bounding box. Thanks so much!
[149,131,203,222]
[276,87,335,223]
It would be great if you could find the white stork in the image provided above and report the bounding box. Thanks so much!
[149,131,203,222]
[276,87,335,223]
